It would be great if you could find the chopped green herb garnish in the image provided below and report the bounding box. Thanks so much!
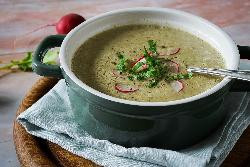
[116,52,128,72]
[143,46,150,57]
[117,52,124,59]
[148,40,157,54]
[114,40,192,88]
[166,73,193,81]
[132,62,143,72]
[128,75,134,80]
[135,73,146,81]
[148,79,159,88]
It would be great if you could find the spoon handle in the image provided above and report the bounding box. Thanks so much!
[187,67,250,81]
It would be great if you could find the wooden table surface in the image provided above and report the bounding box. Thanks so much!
[0,0,250,166]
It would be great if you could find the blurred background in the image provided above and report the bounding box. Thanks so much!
[0,0,250,166]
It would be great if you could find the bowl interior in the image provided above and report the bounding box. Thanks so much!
[60,7,239,106]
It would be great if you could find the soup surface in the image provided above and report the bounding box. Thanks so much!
[72,25,225,102]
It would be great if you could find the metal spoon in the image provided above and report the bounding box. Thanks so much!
[187,67,250,81]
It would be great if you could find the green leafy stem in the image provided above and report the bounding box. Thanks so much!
[0,48,59,72]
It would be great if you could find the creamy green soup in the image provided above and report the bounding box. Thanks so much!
[72,25,225,102]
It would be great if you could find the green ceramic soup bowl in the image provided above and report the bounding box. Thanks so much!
[32,8,250,149]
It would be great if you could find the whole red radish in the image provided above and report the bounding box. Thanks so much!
[21,13,86,36]
[56,13,86,34]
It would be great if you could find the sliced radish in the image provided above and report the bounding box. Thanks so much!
[132,56,148,71]
[159,47,180,56]
[137,63,148,72]
[167,61,179,73]
[115,83,138,93]
[112,70,126,79]
[132,56,146,66]
[170,80,184,92]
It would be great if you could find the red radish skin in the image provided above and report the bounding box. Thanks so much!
[115,83,138,93]
[135,63,148,72]
[170,80,184,92]
[132,56,145,67]
[22,13,85,36]
[169,48,180,55]
[132,56,148,71]
[139,64,148,71]
[56,13,86,34]
[167,61,180,73]
[159,48,180,56]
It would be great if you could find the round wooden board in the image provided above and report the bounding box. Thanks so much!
[13,77,250,167]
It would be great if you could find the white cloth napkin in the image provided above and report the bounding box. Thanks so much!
[17,79,250,167]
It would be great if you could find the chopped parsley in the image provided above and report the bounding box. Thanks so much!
[116,52,128,72]
[165,73,193,81]
[128,75,134,81]
[115,40,192,88]
[148,40,157,54]
[148,79,159,88]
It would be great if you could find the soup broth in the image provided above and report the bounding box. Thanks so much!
[72,25,225,102]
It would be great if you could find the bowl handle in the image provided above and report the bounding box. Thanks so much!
[237,45,250,60]
[230,45,250,92]
[32,35,66,79]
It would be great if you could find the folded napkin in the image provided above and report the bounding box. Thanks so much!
[17,80,250,167]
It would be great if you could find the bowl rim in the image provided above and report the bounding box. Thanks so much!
[60,7,239,106]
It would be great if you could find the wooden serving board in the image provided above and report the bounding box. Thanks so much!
[13,77,250,167]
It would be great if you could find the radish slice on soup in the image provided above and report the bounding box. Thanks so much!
[167,61,179,73]
[170,80,184,92]
[137,64,148,72]
[132,56,148,71]
[132,56,146,66]
[115,83,139,93]
[159,48,180,56]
